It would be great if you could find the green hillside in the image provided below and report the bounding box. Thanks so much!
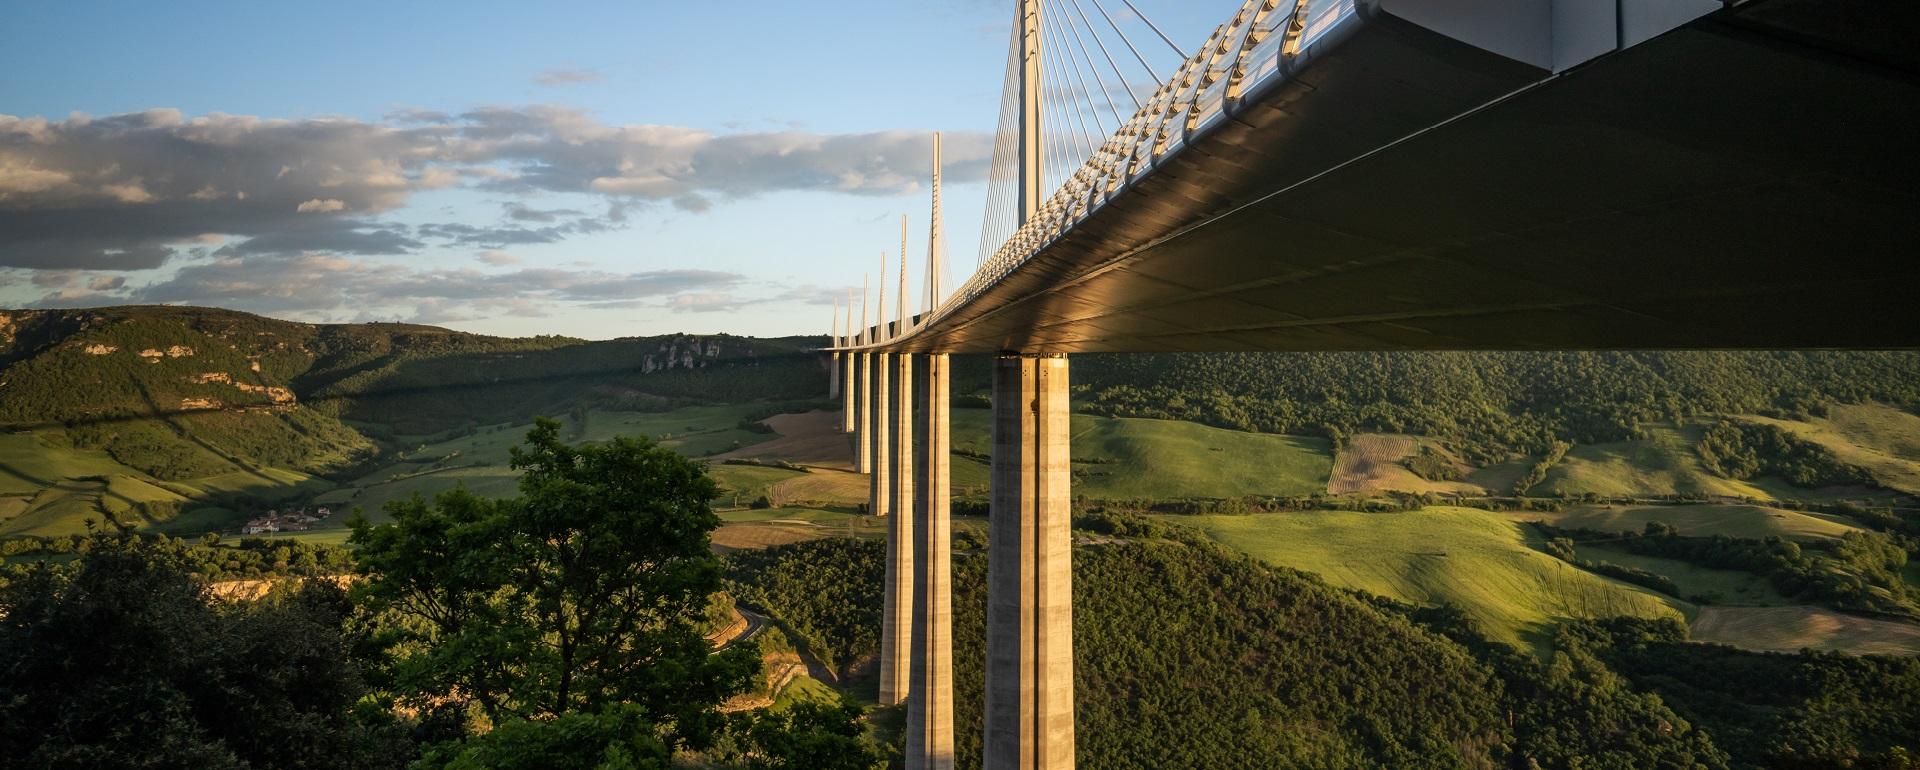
[947,408,1332,499]
[1519,503,1868,542]
[1743,409,1920,495]
[0,306,828,537]
[1532,425,1767,498]
[1167,507,1689,650]
[1063,350,1920,455]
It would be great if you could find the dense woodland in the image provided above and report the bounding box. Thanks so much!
[1055,351,1920,457]
[728,528,1920,770]
[0,531,356,581]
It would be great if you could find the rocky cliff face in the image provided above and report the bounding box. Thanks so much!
[640,335,753,374]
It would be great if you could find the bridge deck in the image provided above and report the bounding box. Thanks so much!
[877,1,1920,354]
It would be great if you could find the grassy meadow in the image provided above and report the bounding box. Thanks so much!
[1162,506,1689,652]
[1511,503,1868,542]
[947,408,1334,499]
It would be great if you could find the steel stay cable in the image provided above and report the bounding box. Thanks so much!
[1086,0,1162,85]
[1065,0,1152,106]
[1041,0,1106,161]
[1120,0,1187,58]
[1053,0,1132,129]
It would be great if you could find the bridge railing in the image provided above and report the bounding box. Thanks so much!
[929,0,1365,334]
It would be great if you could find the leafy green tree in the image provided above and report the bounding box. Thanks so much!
[414,704,671,770]
[351,417,759,752]
[723,702,880,770]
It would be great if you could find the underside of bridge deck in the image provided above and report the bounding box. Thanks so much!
[892,1,1920,354]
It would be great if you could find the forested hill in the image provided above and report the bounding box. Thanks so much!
[1056,350,1920,454]
[731,533,1920,770]
[0,306,820,480]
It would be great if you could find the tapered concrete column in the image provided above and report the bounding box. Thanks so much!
[871,353,892,520]
[855,353,873,472]
[841,348,857,433]
[906,353,954,770]
[984,353,1073,770]
[880,352,915,706]
[829,351,841,399]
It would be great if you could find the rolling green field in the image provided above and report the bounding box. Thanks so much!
[0,432,325,537]
[1573,543,1791,606]
[706,464,816,508]
[948,408,1333,499]
[0,404,792,539]
[1513,503,1867,542]
[1165,506,1688,651]
[1689,605,1920,656]
[0,433,143,494]
[1533,425,1770,499]
[1744,405,1920,496]
[297,405,780,528]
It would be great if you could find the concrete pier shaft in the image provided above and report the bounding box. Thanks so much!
[906,353,954,770]
[841,348,857,433]
[870,352,892,520]
[880,352,916,706]
[983,353,1073,770]
[855,353,873,472]
[829,351,841,400]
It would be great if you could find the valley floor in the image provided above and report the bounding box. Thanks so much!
[7,400,1919,659]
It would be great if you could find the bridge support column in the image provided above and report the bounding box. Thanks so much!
[880,351,914,706]
[841,348,857,433]
[829,350,841,400]
[906,353,954,770]
[984,353,1073,770]
[855,353,872,472]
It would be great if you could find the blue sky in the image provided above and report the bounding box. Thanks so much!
[0,0,1226,339]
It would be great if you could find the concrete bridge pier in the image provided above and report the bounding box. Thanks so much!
[984,352,1073,770]
[855,353,872,472]
[841,348,856,433]
[881,351,916,706]
[906,352,954,770]
[872,349,906,705]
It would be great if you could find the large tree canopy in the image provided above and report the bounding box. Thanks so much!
[351,417,759,753]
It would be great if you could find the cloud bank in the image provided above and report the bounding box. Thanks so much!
[0,108,989,271]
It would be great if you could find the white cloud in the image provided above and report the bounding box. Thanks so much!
[295,198,347,213]
[476,250,520,266]
[0,107,991,272]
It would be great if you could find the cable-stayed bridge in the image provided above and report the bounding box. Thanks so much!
[822,2,1920,768]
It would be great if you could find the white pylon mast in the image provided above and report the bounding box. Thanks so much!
[927,132,944,314]
[878,252,889,343]
[846,289,855,346]
[860,275,870,346]
[1018,0,1043,226]
[899,216,911,332]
